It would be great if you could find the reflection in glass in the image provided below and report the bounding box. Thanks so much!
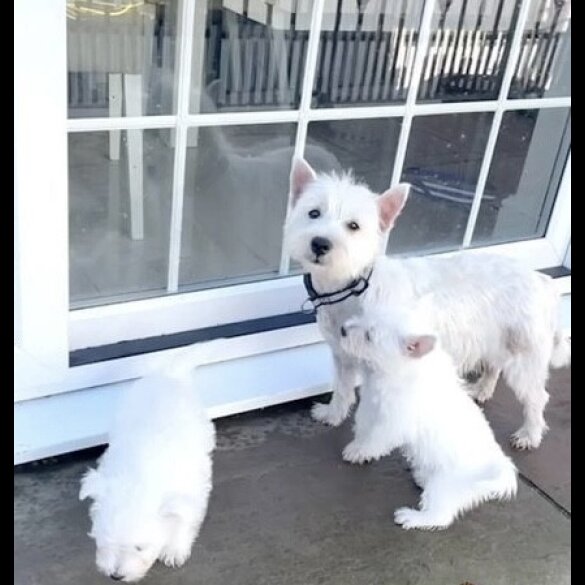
[472,108,570,246]
[509,0,571,99]
[305,118,402,193]
[69,131,174,307]
[388,112,493,254]
[67,0,178,118]
[191,0,312,113]
[313,0,424,107]
[179,123,297,290]
[417,0,520,103]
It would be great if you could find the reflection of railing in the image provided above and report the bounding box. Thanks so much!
[208,0,571,109]
[67,0,571,111]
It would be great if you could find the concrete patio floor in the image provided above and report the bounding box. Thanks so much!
[14,368,570,585]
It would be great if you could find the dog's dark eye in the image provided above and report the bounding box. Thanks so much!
[347,221,360,231]
[308,209,321,219]
[135,545,145,552]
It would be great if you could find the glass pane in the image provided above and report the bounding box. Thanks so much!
[69,131,174,307]
[417,0,521,103]
[472,108,570,246]
[312,0,424,107]
[179,124,296,290]
[387,112,493,254]
[509,0,571,99]
[191,1,313,113]
[67,0,178,118]
[305,118,402,193]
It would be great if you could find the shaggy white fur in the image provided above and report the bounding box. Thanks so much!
[284,158,570,450]
[339,308,518,530]
[79,341,220,582]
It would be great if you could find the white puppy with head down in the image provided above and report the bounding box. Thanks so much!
[284,158,570,450]
[339,307,518,530]
[79,341,220,582]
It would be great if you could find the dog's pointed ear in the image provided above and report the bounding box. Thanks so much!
[290,157,317,206]
[160,494,196,521]
[377,183,410,231]
[403,335,436,358]
[79,468,103,501]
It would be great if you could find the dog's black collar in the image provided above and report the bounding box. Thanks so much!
[302,266,374,313]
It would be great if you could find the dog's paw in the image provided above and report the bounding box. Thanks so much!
[159,546,192,568]
[342,440,379,464]
[393,507,418,529]
[510,428,541,450]
[473,391,492,405]
[393,507,449,531]
[311,402,347,427]
[465,385,490,405]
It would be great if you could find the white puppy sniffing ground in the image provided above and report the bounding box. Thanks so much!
[284,157,570,449]
[79,341,221,582]
[339,309,518,530]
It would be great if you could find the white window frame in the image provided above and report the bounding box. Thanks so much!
[15,0,571,409]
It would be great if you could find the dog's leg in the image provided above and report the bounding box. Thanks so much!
[394,475,462,531]
[312,353,358,426]
[411,467,426,489]
[467,364,501,404]
[497,323,552,449]
[342,380,397,464]
[342,430,397,464]
[159,521,196,568]
[504,354,550,449]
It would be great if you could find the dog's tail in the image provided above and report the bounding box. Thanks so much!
[550,331,571,369]
[158,338,230,380]
[539,272,570,369]
[447,458,517,519]
[420,459,517,524]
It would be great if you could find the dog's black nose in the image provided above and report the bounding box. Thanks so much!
[311,237,332,257]
[340,326,347,337]
[110,574,123,581]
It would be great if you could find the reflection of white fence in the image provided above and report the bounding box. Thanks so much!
[67,1,156,112]
[67,0,571,111]
[209,0,571,108]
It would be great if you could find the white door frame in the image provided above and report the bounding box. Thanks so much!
[15,0,571,405]
[15,0,69,392]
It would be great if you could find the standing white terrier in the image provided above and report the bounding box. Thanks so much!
[79,341,221,582]
[339,308,518,530]
[284,158,570,449]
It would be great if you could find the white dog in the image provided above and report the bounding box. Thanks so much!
[79,341,220,582]
[284,158,570,449]
[339,308,518,530]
